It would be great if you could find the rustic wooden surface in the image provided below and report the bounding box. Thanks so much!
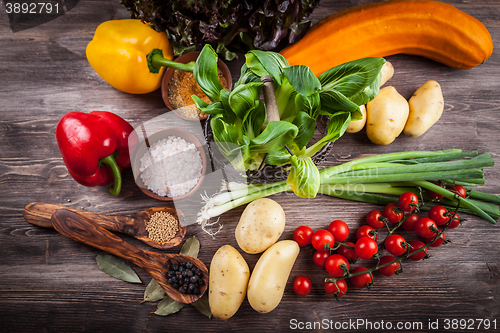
[1,1,499,332]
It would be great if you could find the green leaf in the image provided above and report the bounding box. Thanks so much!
[283,65,321,96]
[319,57,385,102]
[286,155,321,198]
[191,293,212,318]
[192,97,224,116]
[292,111,316,150]
[229,82,263,121]
[349,70,383,106]
[242,102,266,140]
[266,149,292,166]
[320,89,359,114]
[249,121,298,153]
[295,92,321,119]
[154,295,184,316]
[96,254,141,284]
[142,278,166,303]
[246,50,289,84]
[179,236,200,258]
[193,44,223,102]
[234,63,261,88]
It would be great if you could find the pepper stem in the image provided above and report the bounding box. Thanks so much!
[147,48,195,73]
[100,155,122,196]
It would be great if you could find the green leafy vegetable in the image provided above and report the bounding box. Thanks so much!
[96,254,141,284]
[120,0,320,61]
[287,155,321,198]
[193,44,385,197]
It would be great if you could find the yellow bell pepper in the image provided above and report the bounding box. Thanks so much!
[86,19,175,94]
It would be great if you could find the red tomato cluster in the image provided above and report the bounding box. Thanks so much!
[291,191,464,299]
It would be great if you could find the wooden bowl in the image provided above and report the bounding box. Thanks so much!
[131,128,208,201]
[161,51,233,121]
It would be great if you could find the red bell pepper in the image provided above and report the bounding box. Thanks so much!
[56,111,134,196]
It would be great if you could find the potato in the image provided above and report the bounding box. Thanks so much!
[209,245,250,320]
[366,86,409,145]
[235,198,286,254]
[380,61,394,86]
[404,80,444,138]
[247,240,300,313]
[346,104,367,133]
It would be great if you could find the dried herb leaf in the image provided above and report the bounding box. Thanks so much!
[142,278,166,303]
[191,293,212,318]
[96,254,141,283]
[179,235,200,258]
[154,295,184,316]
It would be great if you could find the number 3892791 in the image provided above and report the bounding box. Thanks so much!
[5,2,60,14]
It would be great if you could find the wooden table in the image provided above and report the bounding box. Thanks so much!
[1,1,499,332]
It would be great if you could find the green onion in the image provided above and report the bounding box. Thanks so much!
[197,149,500,232]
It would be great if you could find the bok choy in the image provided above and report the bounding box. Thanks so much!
[192,44,385,198]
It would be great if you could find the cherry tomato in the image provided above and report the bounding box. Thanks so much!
[355,236,378,260]
[384,234,408,256]
[337,242,358,263]
[448,212,461,229]
[401,213,420,231]
[425,232,445,247]
[311,229,335,252]
[414,217,439,239]
[325,254,350,278]
[312,251,330,268]
[428,206,450,225]
[366,210,385,229]
[356,225,377,241]
[378,255,400,276]
[451,185,467,198]
[383,202,403,224]
[293,225,314,247]
[324,278,347,298]
[429,183,445,199]
[350,266,373,289]
[293,276,312,296]
[328,220,349,242]
[398,192,419,213]
[408,240,427,261]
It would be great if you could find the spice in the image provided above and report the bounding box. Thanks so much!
[166,261,204,294]
[168,68,228,119]
[139,136,203,197]
[146,211,179,243]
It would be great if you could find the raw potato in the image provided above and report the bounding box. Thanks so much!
[366,86,409,145]
[380,61,394,86]
[247,240,300,313]
[346,105,366,133]
[404,80,444,137]
[235,198,286,254]
[209,245,250,320]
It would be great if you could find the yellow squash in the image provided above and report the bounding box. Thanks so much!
[280,0,493,75]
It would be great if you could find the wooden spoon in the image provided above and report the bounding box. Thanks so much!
[23,202,186,249]
[51,209,208,304]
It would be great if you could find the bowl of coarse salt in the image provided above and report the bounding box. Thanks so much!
[131,128,207,201]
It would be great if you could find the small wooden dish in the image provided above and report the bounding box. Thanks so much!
[161,51,233,121]
[132,128,207,201]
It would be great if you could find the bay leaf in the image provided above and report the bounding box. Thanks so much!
[154,295,184,316]
[142,278,166,303]
[179,235,200,258]
[191,293,212,318]
[96,254,141,284]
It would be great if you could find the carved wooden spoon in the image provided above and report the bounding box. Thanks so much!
[23,202,186,249]
[51,209,208,304]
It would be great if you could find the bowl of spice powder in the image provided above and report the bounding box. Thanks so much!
[161,51,232,121]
